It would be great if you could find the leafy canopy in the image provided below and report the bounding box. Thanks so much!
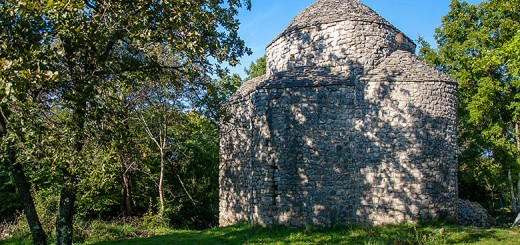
[419,0,520,205]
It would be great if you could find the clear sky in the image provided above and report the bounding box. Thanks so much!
[230,0,484,77]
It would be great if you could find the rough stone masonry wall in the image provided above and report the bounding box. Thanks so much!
[219,69,458,226]
[266,19,416,77]
[358,80,458,225]
[220,0,457,227]
[219,94,255,225]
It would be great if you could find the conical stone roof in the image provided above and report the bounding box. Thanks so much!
[269,0,411,46]
[361,50,455,83]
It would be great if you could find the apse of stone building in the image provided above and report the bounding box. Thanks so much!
[219,0,457,227]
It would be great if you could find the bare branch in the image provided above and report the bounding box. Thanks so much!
[176,173,197,206]
[0,106,9,135]
[139,114,161,150]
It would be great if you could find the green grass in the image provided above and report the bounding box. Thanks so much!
[3,223,520,245]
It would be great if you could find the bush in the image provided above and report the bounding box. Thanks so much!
[0,170,22,222]
[0,214,30,241]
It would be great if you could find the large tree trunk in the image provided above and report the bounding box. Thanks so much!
[1,106,47,245]
[11,162,48,245]
[120,162,134,217]
[55,174,76,245]
[513,212,520,228]
[55,103,85,245]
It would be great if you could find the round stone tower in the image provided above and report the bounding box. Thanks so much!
[220,0,458,227]
[265,0,416,77]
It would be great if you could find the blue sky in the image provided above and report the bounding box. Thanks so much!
[230,0,484,77]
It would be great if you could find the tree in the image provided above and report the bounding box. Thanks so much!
[1,0,252,244]
[1,2,55,243]
[165,112,220,228]
[196,55,266,123]
[136,78,184,217]
[0,170,21,222]
[244,55,266,81]
[197,73,243,124]
[419,0,520,214]
[0,104,48,245]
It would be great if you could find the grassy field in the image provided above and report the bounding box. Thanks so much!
[3,223,520,245]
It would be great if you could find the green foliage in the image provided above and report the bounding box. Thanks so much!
[198,55,266,123]
[0,214,31,243]
[199,73,243,123]
[419,0,520,209]
[165,113,220,229]
[6,222,520,245]
[1,1,253,241]
[0,216,173,244]
[0,170,21,221]
[75,220,141,244]
[0,189,60,241]
[74,152,121,219]
[244,56,266,81]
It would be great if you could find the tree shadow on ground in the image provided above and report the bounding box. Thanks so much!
[87,223,516,245]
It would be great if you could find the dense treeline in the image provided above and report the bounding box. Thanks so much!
[419,0,520,215]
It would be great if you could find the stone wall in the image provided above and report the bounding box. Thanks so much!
[266,20,416,77]
[220,0,457,228]
[219,93,254,224]
[219,65,458,226]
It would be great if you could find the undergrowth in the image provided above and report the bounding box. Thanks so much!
[3,220,520,245]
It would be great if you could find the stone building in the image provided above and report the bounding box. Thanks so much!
[219,0,458,226]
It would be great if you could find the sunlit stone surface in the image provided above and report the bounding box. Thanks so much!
[219,0,457,227]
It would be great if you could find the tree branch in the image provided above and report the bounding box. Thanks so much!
[0,105,9,136]
[94,63,184,77]
[176,173,197,206]
[99,29,126,64]
[139,114,161,150]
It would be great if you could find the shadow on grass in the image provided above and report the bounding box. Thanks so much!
[444,226,520,245]
[87,223,507,245]
[5,223,518,245]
